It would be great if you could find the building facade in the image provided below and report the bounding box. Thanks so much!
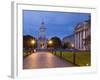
[63,34,74,48]
[37,22,47,49]
[74,20,91,51]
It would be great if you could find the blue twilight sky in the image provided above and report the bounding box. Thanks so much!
[23,10,90,39]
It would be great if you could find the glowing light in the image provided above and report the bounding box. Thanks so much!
[86,64,89,66]
[48,40,53,44]
[71,44,74,48]
[31,40,35,44]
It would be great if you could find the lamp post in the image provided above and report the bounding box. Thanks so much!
[48,40,53,52]
[48,40,53,45]
[31,40,35,45]
[31,39,36,53]
[71,44,76,64]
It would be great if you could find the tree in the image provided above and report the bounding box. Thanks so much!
[49,36,62,49]
[63,42,72,49]
[23,35,37,50]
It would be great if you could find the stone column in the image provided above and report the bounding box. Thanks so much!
[79,31,81,50]
[77,32,79,49]
[75,32,77,49]
[80,31,82,50]
[83,30,86,50]
[82,31,83,50]
[79,31,81,49]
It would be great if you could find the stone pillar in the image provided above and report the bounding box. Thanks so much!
[82,31,83,50]
[75,32,77,49]
[83,30,86,50]
[77,32,79,49]
[76,33,78,49]
[79,31,81,50]
[80,31,82,50]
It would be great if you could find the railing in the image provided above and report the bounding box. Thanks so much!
[52,49,91,66]
[23,48,90,66]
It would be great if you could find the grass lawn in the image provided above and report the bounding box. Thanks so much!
[52,51,91,66]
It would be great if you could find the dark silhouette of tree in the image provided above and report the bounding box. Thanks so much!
[63,42,72,49]
[23,35,37,50]
[50,36,62,49]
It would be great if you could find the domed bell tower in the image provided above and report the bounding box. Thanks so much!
[38,22,47,49]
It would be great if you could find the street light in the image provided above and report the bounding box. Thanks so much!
[71,43,76,65]
[48,40,53,45]
[48,40,53,52]
[31,39,36,53]
[31,39,35,45]
[71,43,74,48]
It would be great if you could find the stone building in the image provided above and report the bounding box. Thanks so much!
[63,34,74,48]
[74,20,91,50]
[37,22,47,49]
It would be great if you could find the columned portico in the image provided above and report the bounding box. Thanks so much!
[74,21,90,51]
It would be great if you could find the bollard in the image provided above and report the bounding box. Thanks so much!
[60,51,62,57]
[55,51,56,55]
[73,52,76,64]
